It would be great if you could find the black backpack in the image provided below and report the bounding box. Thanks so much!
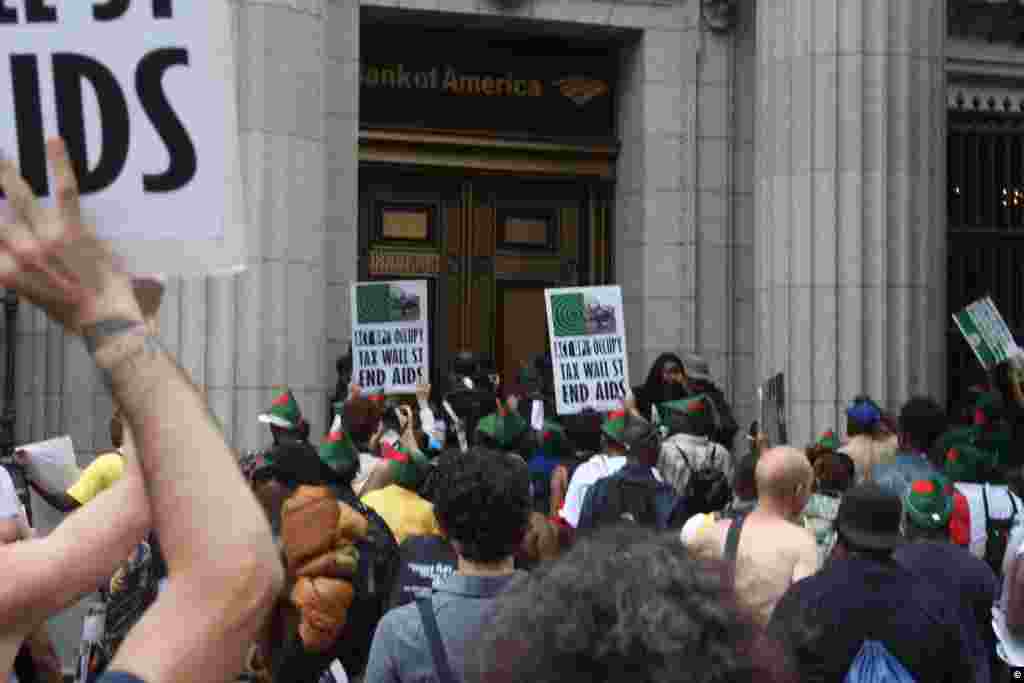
[983,485,1019,574]
[590,475,686,531]
[675,444,733,514]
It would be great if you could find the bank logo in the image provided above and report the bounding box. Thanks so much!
[555,77,609,106]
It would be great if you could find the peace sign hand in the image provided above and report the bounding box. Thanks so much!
[0,139,141,337]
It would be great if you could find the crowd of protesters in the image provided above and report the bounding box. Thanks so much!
[4,137,1024,683]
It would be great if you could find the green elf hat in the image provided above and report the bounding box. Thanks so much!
[944,443,994,483]
[904,478,953,530]
[540,420,573,460]
[319,416,359,473]
[817,430,840,451]
[601,410,628,444]
[476,410,528,448]
[659,395,709,419]
[258,388,302,429]
[389,450,430,491]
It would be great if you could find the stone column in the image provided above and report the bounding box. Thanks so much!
[754,0,946,442]
[225,0,329,452]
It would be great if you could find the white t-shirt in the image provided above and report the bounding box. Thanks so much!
[559,454,627,528]
[955,483,1024,560]
[0,468,19,520]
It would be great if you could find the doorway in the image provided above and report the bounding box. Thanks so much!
[358,167,612,389]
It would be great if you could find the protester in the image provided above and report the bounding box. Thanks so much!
[0,138,283,683]
[362,454,440,544]
[467,525,797,683]
[576,414,686,532]
[364,449,530,683]
[681,353,739,450]
[633,353,686,422]
[682,446,818,625]
[994,495,1024,675]
[871,396,950,497]
[656,395,732,512]
[768,483,972,682]
[893,478,999,683]
[557,410,630,528]
[801,448,852,566]
[840,396,898,484]
[267,416,401,683]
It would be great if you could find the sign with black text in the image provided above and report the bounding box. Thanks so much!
[545,285,629,415]
[351,280,430,395]
[1,1,246,276]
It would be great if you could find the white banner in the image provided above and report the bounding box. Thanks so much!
[1,1,246,276]
[351,280,430,394]
[545,285,629,415]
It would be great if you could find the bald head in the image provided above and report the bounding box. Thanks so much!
[756,446,813,502]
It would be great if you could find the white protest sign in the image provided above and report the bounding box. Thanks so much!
[1,1,246,276]
[545,285,629,415]
[18,434,79,491]
[351,280,430,394]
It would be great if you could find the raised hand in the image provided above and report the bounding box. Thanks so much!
[0,139,141,335]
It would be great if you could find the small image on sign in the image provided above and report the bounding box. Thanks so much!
[550,292,617,338]
[357,284,421,324]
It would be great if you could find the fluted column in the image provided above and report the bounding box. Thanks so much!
[754,0,947,443]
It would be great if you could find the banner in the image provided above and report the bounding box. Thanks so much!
[351,280,430,394]
[759,373,787,447]
[1,2,246,276]
[545,285,629,415]
[953,296,1020,370]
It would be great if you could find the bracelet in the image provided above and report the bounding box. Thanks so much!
[82,319,147,354]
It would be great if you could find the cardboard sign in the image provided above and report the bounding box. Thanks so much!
[953,296,1019,370]
[18,434,79,491]
[1,2,246,276]
[545,285,629,415]
[351,280,430,394]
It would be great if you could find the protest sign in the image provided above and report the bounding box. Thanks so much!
[545,285,629,415]
[1,2,246,276]
[953,296,1020,370]
[18,435,79,492]
[759,373,787,447]
[351,280,430,394]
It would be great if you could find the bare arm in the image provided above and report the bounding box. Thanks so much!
[0,140,282,683]
[0,447,149,630]
[1007,555,1024,635]
[791,531,820,585]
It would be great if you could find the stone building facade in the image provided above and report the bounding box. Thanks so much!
[10,0,1024,666]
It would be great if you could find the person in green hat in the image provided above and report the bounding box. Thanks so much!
[525,419,576,515]
[475,397,529,455]
[556,409,632,528]
[656,395,732,510]
[893,478,998,683]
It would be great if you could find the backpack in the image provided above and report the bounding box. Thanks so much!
[588,473,686,531]
[675,443,733,514]
[983,485,1019,574]
[844,640,916,683]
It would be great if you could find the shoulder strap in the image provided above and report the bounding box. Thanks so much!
[1010,488,1019,518]
[416,597,458,683]
[724,511,748,564]
[983,485,992,523]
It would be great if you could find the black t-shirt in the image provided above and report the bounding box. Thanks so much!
[389,534,458,609]
[768,556,973,682]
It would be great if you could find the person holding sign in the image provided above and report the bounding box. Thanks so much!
[0,140,282,683]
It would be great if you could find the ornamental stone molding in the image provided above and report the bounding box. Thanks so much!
[949,85,1024,113]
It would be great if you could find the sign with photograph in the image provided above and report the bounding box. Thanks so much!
[1,2,246,276]
[545,285,629,415]
[351,280,430,394]
[953,296,1019,370]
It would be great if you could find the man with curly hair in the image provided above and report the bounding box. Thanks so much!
[364,448,530,683]
[465,525,797,683]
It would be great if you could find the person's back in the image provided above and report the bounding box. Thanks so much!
[364,449,531,683]
[871,396,949,498]
[656,395,732,511]
[768,484,971,682]
[843,434,897,484]
[684,446,818,625]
